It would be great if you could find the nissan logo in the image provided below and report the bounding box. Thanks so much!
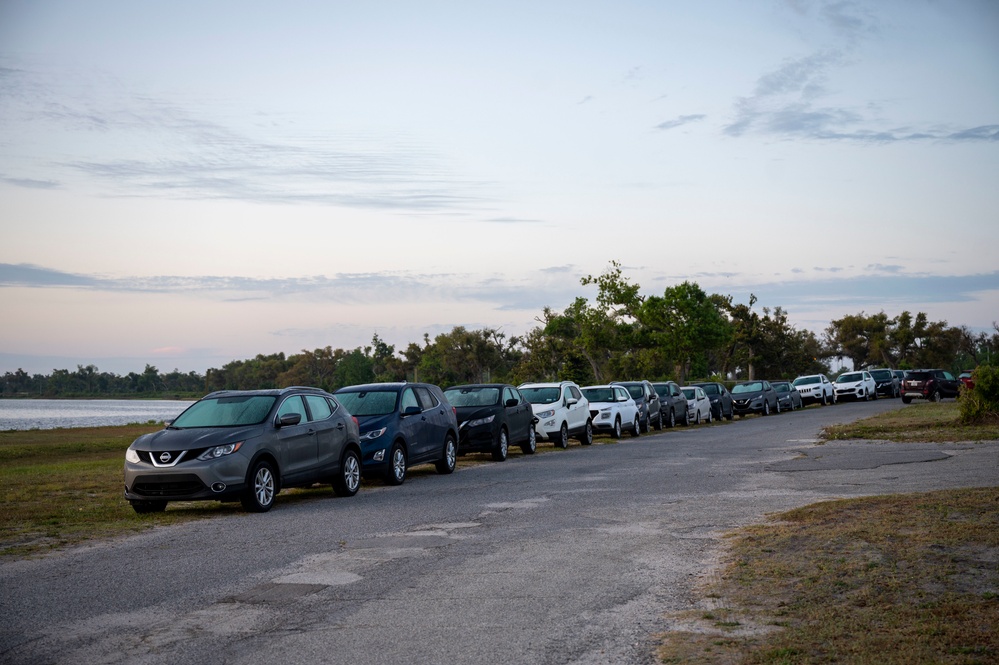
[159,452,172,463]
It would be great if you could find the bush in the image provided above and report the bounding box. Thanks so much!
[959,365,999,424]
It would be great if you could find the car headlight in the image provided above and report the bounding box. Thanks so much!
[537,409,555,419]
[197,442,243,461]
[360,427,387,441]
[125,448,140,464]
[467,415,495,428]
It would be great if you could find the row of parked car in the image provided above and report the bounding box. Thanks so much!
[122,367,963,514]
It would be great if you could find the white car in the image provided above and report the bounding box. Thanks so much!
[519,381,593,447]
[680,385,713,425]
[791,373,836,406]
[834,371,878,401]
[580,385,640,438]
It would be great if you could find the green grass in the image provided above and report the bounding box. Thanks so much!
[822,402,999,443]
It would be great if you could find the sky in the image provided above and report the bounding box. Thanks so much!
[1,0,997,376]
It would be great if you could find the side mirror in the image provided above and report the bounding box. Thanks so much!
[402,405,421,416]
[566,397,578,407]
[278,413,302,427]
[505,398,519,407]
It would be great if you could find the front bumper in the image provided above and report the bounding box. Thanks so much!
[124,455,249,503]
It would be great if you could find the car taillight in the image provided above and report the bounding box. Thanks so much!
[352,416,358,427]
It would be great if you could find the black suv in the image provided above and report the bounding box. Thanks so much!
[612,380,663,431]
[651,381,685,428]
[124,387,362,513]
[869,368,900,398]
[692,381,734,420]
[901,369,960,403]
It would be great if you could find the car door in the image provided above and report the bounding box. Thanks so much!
[275,394,318,480]
[504,386,533,444]
[566,384,588,432]
[305,394,347,475]
[397,387,426,461]
[936,371,960,397]
[415,385,450,462]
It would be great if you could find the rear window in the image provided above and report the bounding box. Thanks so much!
[906,372,932,381]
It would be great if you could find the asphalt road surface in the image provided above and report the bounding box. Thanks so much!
[2,400,996,664]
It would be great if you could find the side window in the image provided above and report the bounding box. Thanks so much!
[415,386,439,410]
[277,395,308,422]
[304,395,332,422]
[942,371,955,380]
[569,386,582,401]
[616,387,628,401]
[400,388,419,412]
[503,387,516,404]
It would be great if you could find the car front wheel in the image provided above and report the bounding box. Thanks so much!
[386,443,407,485]
[241,460,277,512]
[613,417,622,439]
[492,428,509,462]
[436,434,457,474]
[332,449,361,497]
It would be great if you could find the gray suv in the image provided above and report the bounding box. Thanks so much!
[123,387,362,514]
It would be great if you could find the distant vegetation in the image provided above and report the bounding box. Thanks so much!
[3,262,997,397]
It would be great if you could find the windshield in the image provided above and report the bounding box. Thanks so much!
[623,385,644,400]
[336,390,398,416]
[172,395,276,428]
[581,387,615,403]
[837,373,864,383]
[732,382,763,394]
[699,384,720,395]
[521,387,561,404]
[681,387,696,400]
[793,376,819,386]
[869,370,892,380]
[771,382,790,391]
[444,387,500,407]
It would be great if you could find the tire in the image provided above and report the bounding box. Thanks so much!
[639,412,650,433]
[556,422,569,449]
[630,415,641,436]
[613,417,622,439]
[666,409,676,428]
[579,419,593,445]
[872,389,878,401]
[653,411,663,431]
[775,399,781,414]
[521,427,537,454]
[332,448,361,497]
[930,390,940,403]
[725,406,734,421]
[763,401,770,416]
[130,500,167,514]
[241,459,277,512]
[820,392,827,406]
[492,428,509,462]
[385,442,407,485]
[436,434,457,473]
[706,407,713,423]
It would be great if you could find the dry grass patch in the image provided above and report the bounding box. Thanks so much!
[658,487,999,664]
[823,402,999,443]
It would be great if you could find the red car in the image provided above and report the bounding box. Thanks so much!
[959,369,975,391]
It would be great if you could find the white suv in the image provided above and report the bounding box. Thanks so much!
[791,374,836,406]
[580,384,640,438]
[519,381,593,447]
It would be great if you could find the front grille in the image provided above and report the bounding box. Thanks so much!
[138,449,208,466]
[131,474,207,497]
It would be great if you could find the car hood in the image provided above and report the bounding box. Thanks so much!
[837,380,864,389]
[732,390,766,400]
[353,412,396,434]
[132,425,264,451]
[454,405,500,422]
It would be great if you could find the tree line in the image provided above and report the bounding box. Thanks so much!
[3,263,996,398]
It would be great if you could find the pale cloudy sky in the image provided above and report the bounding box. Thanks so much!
[1,0,997,375]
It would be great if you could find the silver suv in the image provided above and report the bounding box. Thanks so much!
[519,381,593,447]
[124,387,362,513]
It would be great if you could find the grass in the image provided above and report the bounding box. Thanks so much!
[822,402,999,443]
[658,401,999,664]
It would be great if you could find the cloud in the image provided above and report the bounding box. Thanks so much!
[654,114,706,131]
[483,216,544,224]
[0,174,60,189]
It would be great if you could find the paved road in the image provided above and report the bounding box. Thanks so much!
[1,400,996,664]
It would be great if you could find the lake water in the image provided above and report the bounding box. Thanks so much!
[0,399,195,431]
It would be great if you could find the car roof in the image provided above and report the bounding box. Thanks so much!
[202,386,329,399]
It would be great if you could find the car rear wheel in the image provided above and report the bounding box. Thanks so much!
[666,409,676,428]
[630,415,641,436]
[386,443,407,485]
[492,429,509,462]
[930,390,940,402]
[521,427,537,454]
[653,411,663,430]
[436,434,457,473]
[241,460,276,512]
[332,449,361,497]
[130,500,167,514]
[763,401,771,416]
[820,392,827,406]
[579,419,593,445]
[706,407,713,423]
